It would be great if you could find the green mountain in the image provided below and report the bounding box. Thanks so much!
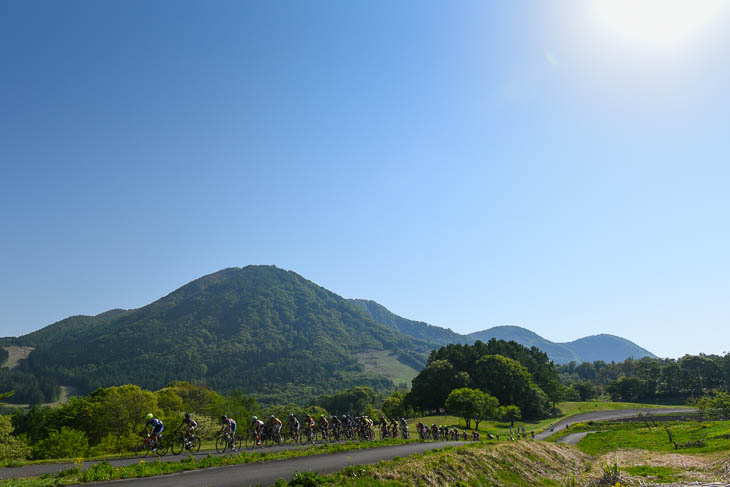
[14,266,424,404]
[349,299,468,346]
[353,303,655,364]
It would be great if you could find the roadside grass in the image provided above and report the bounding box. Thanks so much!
[0,438,430,487]
[411,400,680,437]
[549,419,730,455]
[273,440,592,487]
[623,465,684,483]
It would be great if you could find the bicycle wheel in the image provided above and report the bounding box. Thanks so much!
[216,435,228,453]
[171,436,185,455]
[270,431,282,447]
[135,438,150,457]
[189,436,201,452]
[245,432,257,450]
[233,435,242,451]
[158,437,170,456]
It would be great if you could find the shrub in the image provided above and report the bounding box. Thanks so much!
[0,415,30,462]
[32,427,89,459]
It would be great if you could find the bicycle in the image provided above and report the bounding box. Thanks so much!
[314,425,329,444]
[284,426,300,445]
[299,425,315,445]
[216,431,240,453]
[245,428,264,449]
[171,431,201,455]
[135,433,168,457]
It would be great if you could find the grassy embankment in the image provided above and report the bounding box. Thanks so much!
[271,441,593,487]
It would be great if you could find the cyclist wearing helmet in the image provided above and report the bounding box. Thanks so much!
[145,413,164,450]
[219,415,237,450]
[304,414,315,432]
[251,416,264,446]
[316,414,329,432]
[266,414,282,437]
[288,414,300,435]
[176,413,197,442]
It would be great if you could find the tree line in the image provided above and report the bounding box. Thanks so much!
[557,353,730,403]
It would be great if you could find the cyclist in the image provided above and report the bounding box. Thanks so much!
[430,423,438,439]
[316,414,329,435]
[219,415,238,451]
[378,415,388,435]
[399,417,408,435]
[251,416,264,446]
[288,413,300,438]
[176,413,197,443]
[145,413,164,451]
[266,414,282,440]
[389,417,399,437]
[330,415,342,437]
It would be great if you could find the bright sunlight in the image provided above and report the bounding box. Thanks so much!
[591,0,729,47]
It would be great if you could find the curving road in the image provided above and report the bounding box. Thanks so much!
[557,431,596,445]
[534,407,696,440]
[85,441,462,487]
[0,441,463,484]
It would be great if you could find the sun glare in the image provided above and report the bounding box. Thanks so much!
[591,0,729,47]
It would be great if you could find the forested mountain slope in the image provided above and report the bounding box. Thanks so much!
[12,266,423,403]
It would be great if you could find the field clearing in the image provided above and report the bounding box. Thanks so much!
[557,419,730,455]
[410,401,682,437]
[355,350,418,386]
[2,346,35,369]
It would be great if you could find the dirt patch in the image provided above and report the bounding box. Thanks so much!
[2,346,35,369]
[596,450,729,484]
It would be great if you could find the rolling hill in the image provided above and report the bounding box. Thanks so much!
[353,302,655,364]
[10,266,426,404]
[3,265,656,405]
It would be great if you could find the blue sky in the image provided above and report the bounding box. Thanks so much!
[2,1,729,358]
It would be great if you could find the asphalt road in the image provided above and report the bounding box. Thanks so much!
[0,441,337,480]
[557,431,596,445]
[80,441,462,487]
[534,407,696,440]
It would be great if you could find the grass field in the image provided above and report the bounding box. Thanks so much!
[550,419,730,455]
[1,346,35,369]
[355,350,419,386]
[408,400,680,437]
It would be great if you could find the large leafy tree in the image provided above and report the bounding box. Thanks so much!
[407,360,469,410]
[445,388,498,429]
[473,355,532,406]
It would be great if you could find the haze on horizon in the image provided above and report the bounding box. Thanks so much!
[2,1,729,360]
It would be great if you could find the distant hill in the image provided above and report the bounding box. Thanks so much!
[11,266,425,404]
[349,299,468,347]
[4,266,656,405]
[353,303,655,364]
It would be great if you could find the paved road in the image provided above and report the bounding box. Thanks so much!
[80,441,463,487]
[557,431,596,445]
[0,442,321,479]
[534,407,695,440]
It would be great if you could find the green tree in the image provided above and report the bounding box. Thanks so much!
[84,385,157,451]
[0,415,30,461]
[407,360,469,410]
[473,355,531,407]
[698,390,730,419]
[32,427,89,460]
[499,405,522,423]
[382,392,404,419]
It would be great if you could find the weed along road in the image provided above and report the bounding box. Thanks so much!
[534,407,696,440]
[81,441,462,487]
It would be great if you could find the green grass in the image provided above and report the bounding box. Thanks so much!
[410,400,680,437]
[623,465,683,483]
[550,419,730,455]
[354,350,418,386]
[0,439,421,487]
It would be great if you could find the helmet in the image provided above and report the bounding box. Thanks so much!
[221,415,227,421]
[270,415,275,419]
[145,413,153,420]
[320,414,324,418]
[252,416,258,421]
[185,413,191,419]
[289,413,294,418]
[341,415,346,419]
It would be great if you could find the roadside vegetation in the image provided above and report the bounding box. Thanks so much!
[0,439,420,487]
